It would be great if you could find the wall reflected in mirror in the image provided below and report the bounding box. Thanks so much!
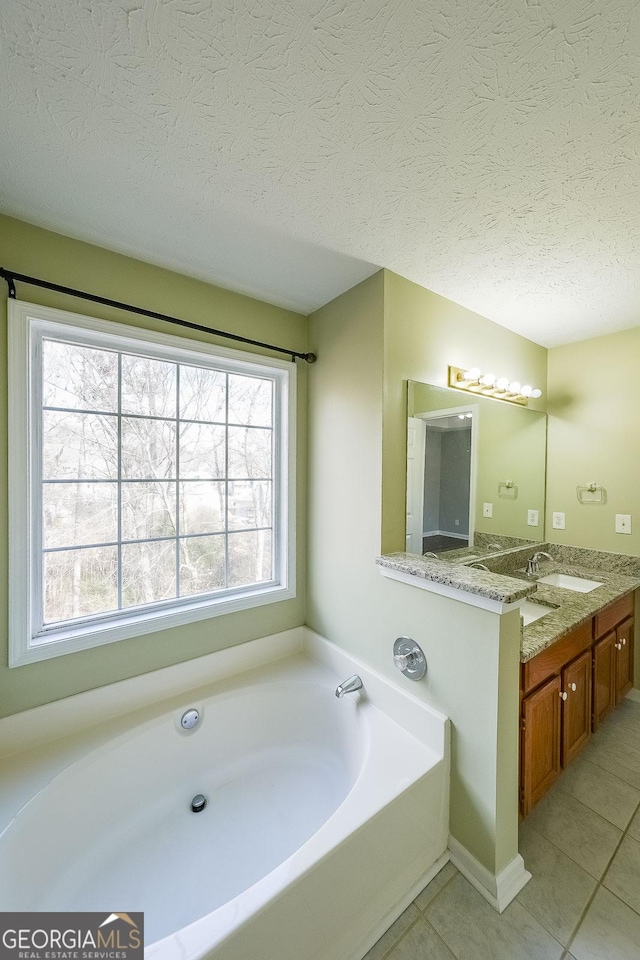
[406,380,547,560]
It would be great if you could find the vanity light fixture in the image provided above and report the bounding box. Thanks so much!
[448,366,543,406]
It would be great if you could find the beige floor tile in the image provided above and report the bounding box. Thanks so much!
[600,706,640,749]
[362,903,420,960]
[386,916,455,960]
[526,789,622,879]
[603,834,640,914]
[414,861,458,912]
[425,873,564,960]
[517,822,597,945]
[570,887,640,960]
[585,729,640,790]
[628,807,640,842]
[555,755,640,829]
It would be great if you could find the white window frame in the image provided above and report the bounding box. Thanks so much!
[8,299,296,667]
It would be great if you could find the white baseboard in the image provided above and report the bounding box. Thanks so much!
[448,836,531,913]
[626,688,640,704]
[422,529,468,541]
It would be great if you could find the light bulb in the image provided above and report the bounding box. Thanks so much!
[463,367,481,381]
[480,373,496,386]
[521,385,533,397]
[509,381,522,394]
[531,388,542,399]
[496,377,509,390]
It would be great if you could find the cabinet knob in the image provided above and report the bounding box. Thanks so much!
[621,637,627,646]
[560,691,568,700]
[615,642,622,650]
[570,682,577,692]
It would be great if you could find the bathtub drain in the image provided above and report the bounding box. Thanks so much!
[190,794,207,813]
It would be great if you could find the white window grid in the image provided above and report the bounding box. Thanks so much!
[8,300,295,666]
[39,349,277,627]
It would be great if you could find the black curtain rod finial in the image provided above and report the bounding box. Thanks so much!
[304,352,317,363]
[0,267,16,299]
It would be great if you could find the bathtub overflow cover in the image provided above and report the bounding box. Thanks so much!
[190,794,207,813]
[181,708,200,730]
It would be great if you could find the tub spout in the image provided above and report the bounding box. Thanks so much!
[335,675,363,698]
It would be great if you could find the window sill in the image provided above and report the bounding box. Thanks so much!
[10,583,296,667]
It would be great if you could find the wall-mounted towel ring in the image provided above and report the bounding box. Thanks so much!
[498,480,518,499]
[576,483,606,504]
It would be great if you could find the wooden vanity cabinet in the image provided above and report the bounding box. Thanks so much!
[615,616,634,702]
[592,631,616,730]
[521,676,561,812]
[520,591,635,818]
[561,650,592,767]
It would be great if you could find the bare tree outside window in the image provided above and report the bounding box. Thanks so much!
[41,341,275,625]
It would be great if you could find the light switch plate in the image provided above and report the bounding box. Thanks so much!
[483,502,493,518]
[615,514,632,535]
[552,512,566,530]
[527,509,539,527]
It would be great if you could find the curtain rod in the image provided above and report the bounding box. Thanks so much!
[0,267,317,364]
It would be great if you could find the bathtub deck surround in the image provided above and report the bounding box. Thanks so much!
[0,627,449,960]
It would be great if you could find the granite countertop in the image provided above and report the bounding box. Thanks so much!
[376,552,537,604]
[520,560,640,662]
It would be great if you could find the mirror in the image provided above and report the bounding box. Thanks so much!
[406,380,547,559]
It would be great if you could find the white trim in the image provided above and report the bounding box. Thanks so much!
[414,401,479,550]
[626,688,640,703]
[8,299,296,667]
[378,565,520,613]
[449,836,531,913]
[422,529,468,540]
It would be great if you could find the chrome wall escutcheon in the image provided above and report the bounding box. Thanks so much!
[393,637,427,681]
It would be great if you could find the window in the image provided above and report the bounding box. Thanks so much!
[8,301,295,666]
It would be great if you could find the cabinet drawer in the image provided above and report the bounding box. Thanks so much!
[595,592,634,638]
[522,620,593,694]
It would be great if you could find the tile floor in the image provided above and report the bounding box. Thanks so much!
[364,696,640,960]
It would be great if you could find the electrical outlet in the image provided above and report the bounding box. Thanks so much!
[483,502,493,518]
[527,509,539,527]
[552,512,566,530]
[615,514,632,535]
[454,519,460,526]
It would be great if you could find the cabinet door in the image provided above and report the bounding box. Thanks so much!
[521,676,561,816]
[592,632,616,730]
[561,651,592,767]
[615,617,634,703]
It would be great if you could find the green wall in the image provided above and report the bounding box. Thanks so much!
[546,326,640,555]
[0,214,307,718]
[382,271,548,553]
[307,270,523,875]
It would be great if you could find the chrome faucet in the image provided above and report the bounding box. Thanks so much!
[526,551,554,577]
[335,675,363,698]
[488,542,503,550]
[469,562,490,571]
[422,551,438,558]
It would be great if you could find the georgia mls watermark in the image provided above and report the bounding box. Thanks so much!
[0,914,144,960]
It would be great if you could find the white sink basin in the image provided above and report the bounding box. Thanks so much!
[520,599,558,626]
[537,573,603,593]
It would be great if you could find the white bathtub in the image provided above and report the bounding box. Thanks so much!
[0,628,449,960]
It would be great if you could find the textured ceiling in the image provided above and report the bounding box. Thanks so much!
[1,1,640,344]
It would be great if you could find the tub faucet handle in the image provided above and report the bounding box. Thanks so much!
[393,637,427,681]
